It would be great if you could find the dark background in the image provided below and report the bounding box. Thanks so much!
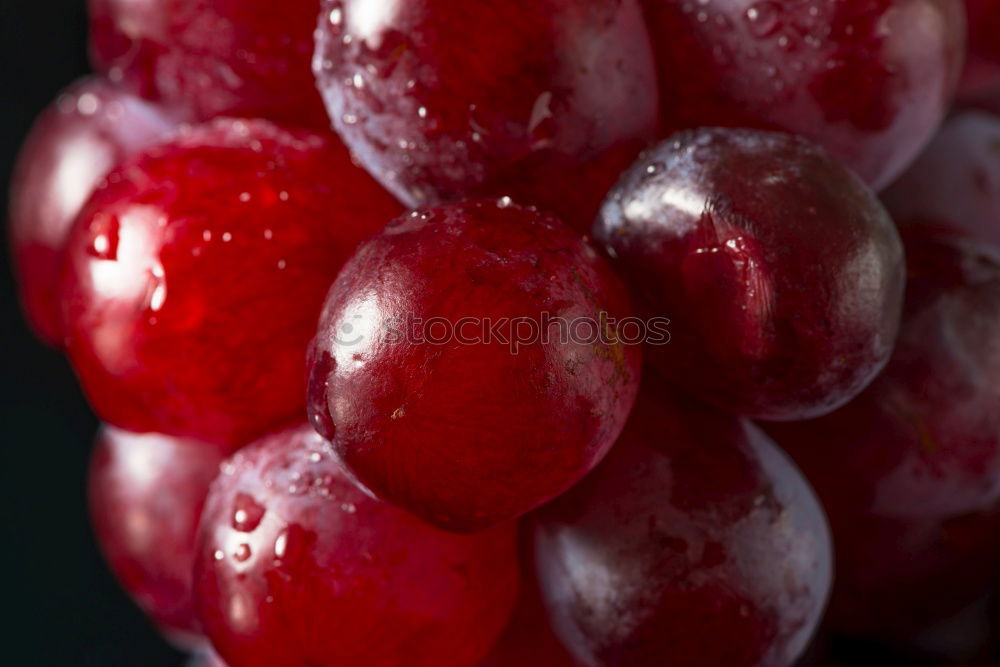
[0,0,183,663]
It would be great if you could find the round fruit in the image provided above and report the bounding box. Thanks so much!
[642,0,966,189]
[766,230,1000,637]
[881,111,1000,247]
[533,374,833,667]
[61,118,402,448]
[194,423,519,667]
[87,0,328,127]
[594,128,904,421]
[89,425,226,643]
[313,0,659,230]
[8,77,176,345]
[307,199,642,532]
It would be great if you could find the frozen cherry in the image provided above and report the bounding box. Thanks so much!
[533,373,833,667]
[307,200,642,532]
[88,425,226,644]
[881,111,1000,247]
[958,0,1000,99]
[194,423,519,667]
[594,128,904,421]
[61,118,402,448]
[766,230,1000,637]
[8,77,176,345]
[87,0,328,127]
[313,0,659,230]
[642,0,966,189]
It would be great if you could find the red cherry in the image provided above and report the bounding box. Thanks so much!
[88,425,226,644]
[958,0,1000,100]
[8,77,176,345]
[533,374,833,667]
[87,0,328,127]
[643,0,966,189]
[307,200,642,532]
[313,0,659,230]
[594,128,904,421]
[766,230,1000,637]
[61,118,402,448]
[881,111,1000,247]
[194,423,519,667]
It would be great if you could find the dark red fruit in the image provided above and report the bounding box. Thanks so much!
[642,0,966,189]
[61,119,402,448]
[8,77,176,345]
[882,111,1000,247]
[313,0,659,230]
[194,423,519,667]
[958,0,1000,99]
[533,374,833,667]
[87,0,328,127]
[88,425,226,644]
[479,528,576,667]
[307,200,642,532]
[594,128,904,421]
[766,230,1000,637]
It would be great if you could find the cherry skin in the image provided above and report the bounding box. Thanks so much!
[958,0,1000,100]
[313,0,659,230]
[881,111,1000,247]
[87,0,328,127]
[61,118,402,448]
[642,0,966,189]
[88,425,227,644]
[8,77,176,345]
[766,230,1000,638]
[307,199,642,532]
[533,373,833,667]
[594,128,904,421]
[193,423,519,667]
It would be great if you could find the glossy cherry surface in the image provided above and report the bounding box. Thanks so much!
[87,0,328,127]
[89,425,226,642]
[61,118,402,448]
[595,128,904,421]
[194,423,519,667]
[881,112,1000,247]
[766,230,1000,637]
[958,0,1000,99]
[313,0,659,230]
[533,374,833,667]
[642,0,966,189]
[308,200,641,532]
[8,77,176,345]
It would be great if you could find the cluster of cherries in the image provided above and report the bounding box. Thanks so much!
[9,0,1000,665]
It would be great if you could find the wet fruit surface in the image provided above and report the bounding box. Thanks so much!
[308,199,642,532]
[766,230,1000,637]
[594,128,904,421]
[313,0,659,230]
[89,425,227,641]
[87,0,329,127]
[8,77,176,345]
[642,0,966,189]
[61,118,402,448]
[533,374,833,667]
[194,423,519,667]
[881,111,1000,247]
